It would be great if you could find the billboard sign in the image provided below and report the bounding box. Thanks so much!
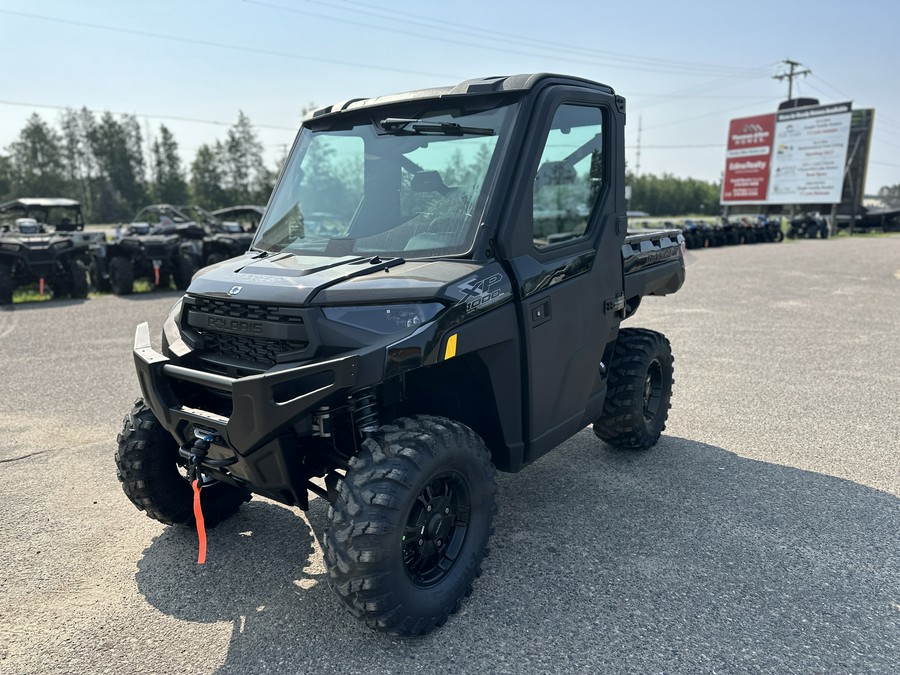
[721,113,776,203]
[721,102,853,205]
[768,102,853,204]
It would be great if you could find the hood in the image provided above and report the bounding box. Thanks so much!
[187,252,489,306]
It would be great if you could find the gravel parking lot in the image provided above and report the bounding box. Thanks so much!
[1,236,898,674]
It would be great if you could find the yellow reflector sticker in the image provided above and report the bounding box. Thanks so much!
[444,334,458,360]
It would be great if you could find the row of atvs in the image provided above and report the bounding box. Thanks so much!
[674,214,829,250]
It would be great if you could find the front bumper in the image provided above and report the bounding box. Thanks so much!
[133,322,359,455]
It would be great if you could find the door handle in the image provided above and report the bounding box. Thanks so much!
[530,298,551,326]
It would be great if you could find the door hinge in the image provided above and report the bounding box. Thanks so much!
[604,293,625,315]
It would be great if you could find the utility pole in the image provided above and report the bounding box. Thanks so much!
[773,59,811,100]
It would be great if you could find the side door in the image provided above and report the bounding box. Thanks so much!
[503,89,627,461]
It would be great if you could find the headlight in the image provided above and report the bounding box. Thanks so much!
[163,297,190,357]
[1,243,19,252]
[323,303,443,334]
[52,240,71,250]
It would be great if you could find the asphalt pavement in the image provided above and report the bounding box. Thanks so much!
[1,235,898,674]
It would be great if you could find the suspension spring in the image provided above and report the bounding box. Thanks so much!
[350,388,380,438]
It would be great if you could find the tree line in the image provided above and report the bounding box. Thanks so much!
[12,106,851,220]
[626,170,721,216]
[0,109,280,223]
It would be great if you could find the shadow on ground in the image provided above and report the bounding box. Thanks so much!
[136,432,900,673]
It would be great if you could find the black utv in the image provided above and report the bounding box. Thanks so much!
[117,73,686,636]
[133,204,255,267]
[91,222,198,295]
[210,205,265,232]
[0,217,88,304]
[787,212,829,239]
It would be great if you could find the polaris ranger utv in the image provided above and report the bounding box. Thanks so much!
[117,73,685,636]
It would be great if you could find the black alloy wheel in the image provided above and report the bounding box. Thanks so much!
[402,472,472,588]
[642,358,664,423]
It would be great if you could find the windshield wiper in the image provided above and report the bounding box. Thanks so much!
[379,118,494,136]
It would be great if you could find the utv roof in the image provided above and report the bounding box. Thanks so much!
[309,73,616,120]
[211,205,265,217]
[0,197,81,210]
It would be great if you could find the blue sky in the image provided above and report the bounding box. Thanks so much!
[2,0,899,194]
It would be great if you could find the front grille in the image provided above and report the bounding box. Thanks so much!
[203,332,308,365]
[189,296,306,324]
[184,295,311,368]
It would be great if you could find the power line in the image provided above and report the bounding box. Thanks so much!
[244,0,766,77]
[809,74,853,101]
[629,65,778,110]
[0,99,297,132]
[625,143,723,149]
[641,99,771,132]
[0,9,462,80]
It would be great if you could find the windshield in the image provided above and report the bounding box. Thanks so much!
[253,102,516,258]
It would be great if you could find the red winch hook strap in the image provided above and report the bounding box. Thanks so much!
[192,479,207,564]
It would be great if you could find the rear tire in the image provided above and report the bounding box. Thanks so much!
[88,258,110,292]
[115,398,251,526]
[109,256,134,295]
[70,260,88,299]
[593,328,674,450]
[323,415,497,636]
[0,263,13,305]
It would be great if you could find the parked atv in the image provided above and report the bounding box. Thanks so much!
[681,220,703,249]
[759,216,785,243]
[0,217,88,305]
[133,204,255,267]
[787,213,828,239]
[90,222,198,295]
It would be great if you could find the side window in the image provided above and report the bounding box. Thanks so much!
[532,104,604,248]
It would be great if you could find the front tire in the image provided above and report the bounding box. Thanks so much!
[115,399,251,526]
[108,256,134,295]
[593,328,674,450]
[173,253,199,290]
[323,415,497,636]
[0,263,13,305]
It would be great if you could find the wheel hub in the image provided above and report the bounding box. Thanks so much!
[402,472,471,587]
[643,359,663,422]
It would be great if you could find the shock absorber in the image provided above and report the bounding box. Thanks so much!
[350,388,379,438]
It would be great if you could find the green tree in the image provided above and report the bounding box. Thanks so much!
[59,107,98,219]
[190,142,227,208]
[221,111,266,205]
[150,124,188,204]
[627,170,720,216]
[87,112,147,220]
[0,154,12,200]
[6,113,68,196]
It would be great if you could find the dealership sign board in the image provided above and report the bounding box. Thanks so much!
[721,102,853,205]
